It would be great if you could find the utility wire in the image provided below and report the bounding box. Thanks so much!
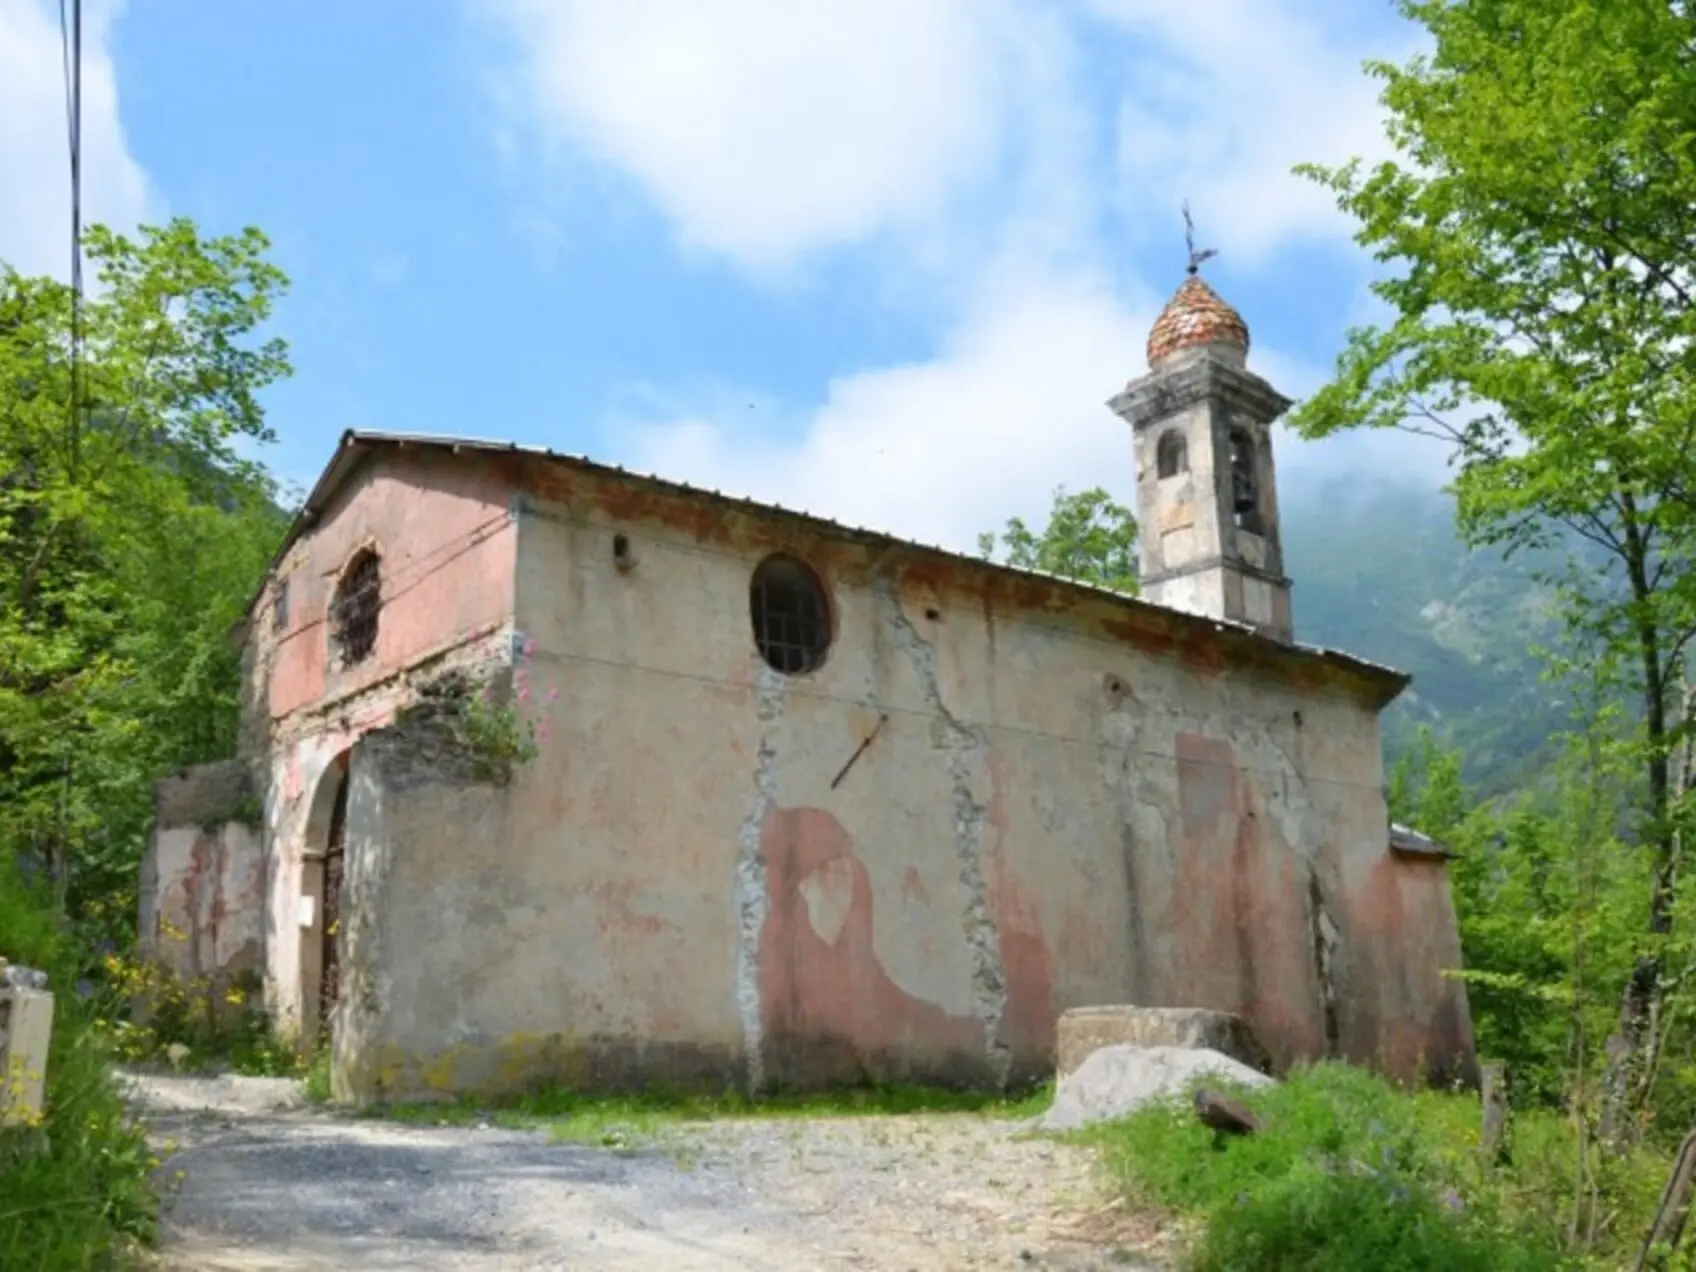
[59,0,85,474]
[266,510,1383,795]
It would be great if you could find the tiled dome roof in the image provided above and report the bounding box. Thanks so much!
[1146,273,1249,368]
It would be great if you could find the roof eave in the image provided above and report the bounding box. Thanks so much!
[238,431,1412,712]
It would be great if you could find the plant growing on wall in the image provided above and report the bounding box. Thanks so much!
[450,639,556,784]
[457,687,540,782]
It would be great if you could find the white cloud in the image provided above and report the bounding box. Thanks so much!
[605,269,1452,556]
[489,2,1448,545]
[481,1,1414,278]
[613,268,1153,550]
[481,0,1033,277]
[1091,0,1415,264]
[0,0,153,279]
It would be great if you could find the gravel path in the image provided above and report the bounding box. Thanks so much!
[124,1071,1167,1271]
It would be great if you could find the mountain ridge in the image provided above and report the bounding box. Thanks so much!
[1282,477,1570,795]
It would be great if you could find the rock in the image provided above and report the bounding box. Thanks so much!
[1194,1087,1260,1135]
[1037,1045,1274,1132]
[1055,1005,1272,1080]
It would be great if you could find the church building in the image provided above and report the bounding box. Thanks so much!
[140,268,1475,1104]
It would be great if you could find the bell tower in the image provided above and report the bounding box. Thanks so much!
[1108,250,1294,642]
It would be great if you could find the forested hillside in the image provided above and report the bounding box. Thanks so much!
[1285,479,1578,796]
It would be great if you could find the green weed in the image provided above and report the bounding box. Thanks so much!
[301,1047,332,1105]
[97,932,309,1080]
[0,857,158,1270]
[1078,1063,1590,1269]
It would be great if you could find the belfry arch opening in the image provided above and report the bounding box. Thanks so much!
[1228,427,1264,535]
[1156,429,1188,479]
[298,751,350,1046]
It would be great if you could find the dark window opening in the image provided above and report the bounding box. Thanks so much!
[612,532,635,571]
[273,577,291,632]
[1156,429,1188,479]
[331,549,381,666]
[750,554,831,674]
[1229,428,1264,534]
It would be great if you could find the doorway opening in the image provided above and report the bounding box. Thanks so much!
[320,776,348,1038]
[299,751,350,1047]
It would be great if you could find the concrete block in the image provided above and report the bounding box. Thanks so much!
[1056,1005,1272,1082]
[0,982,55,1126]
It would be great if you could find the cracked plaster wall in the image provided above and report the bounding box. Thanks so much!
[234,447,522,1043]
[140,760,263,996]
[334,457,1472,1102]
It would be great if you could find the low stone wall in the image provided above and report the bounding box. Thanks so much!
[139,761,265,1002]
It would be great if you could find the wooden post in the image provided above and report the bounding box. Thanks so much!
[1481,1062,1510,1165]
[1633,1125,1696,1270]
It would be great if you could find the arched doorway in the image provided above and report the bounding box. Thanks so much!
[299,751,350,1046]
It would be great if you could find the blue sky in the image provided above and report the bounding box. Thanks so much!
[2,0,1447,551]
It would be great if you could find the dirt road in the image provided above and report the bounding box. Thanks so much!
[124,1071,1165,1271]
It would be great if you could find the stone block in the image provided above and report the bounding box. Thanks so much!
[1055,1005,1272,1082]
[0,969,54,1126]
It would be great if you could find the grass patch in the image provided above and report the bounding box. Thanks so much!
[1077,1061,1670,1270]
[1,858,158,1270]
[301,1047,332,1105]
[367,1078,1053,1148]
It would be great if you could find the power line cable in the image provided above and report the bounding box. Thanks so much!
[58,0,85,474]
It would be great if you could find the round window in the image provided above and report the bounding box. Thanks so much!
[749,554,831,674]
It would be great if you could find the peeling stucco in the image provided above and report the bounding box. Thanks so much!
[734,664,784,1094]
[200,441,1473,1104]
[877,577,1011,1085]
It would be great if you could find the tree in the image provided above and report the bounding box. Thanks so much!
[0,219,290,937]
[1290,0,1696,1133]
[977,485,1140,595]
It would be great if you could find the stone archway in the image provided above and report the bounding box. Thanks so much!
[298,751,350,1046]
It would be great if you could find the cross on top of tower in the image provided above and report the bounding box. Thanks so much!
[1145,203,1247,368]
[1182,200,1218,276]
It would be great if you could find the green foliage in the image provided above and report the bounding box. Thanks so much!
[1389,721,1644,1109]
[0,219,292,1265]
[456,689,540,782]
[1291,0,1696,1020]
[1085,1065,1580,1269]
[98,947,307,1079]
[0,219,290,958]
[0,856,156,1269]
[302,1047,332,1105]
[1188,1167,1558,1272]
[455,656,555,784]
[978,485,1139,594]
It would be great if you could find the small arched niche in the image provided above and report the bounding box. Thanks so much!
[1155,429,1188,480]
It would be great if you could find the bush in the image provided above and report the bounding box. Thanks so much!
[0,857,157,1269]
[1190,1165,1558,1271]
[1081,1062,1577,1270]
[100,936,304,1078]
